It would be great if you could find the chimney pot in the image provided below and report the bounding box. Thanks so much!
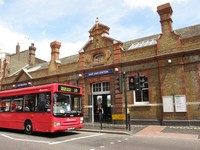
[16,43,20,54]
[157,3,173,34]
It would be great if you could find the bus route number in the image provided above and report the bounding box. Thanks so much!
[59,85,79,93]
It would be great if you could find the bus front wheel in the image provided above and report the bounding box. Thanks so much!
[24,120,33,135]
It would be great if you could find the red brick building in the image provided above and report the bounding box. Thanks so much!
[0,3,200,125]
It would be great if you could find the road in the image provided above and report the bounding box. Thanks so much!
[0,129,199,150]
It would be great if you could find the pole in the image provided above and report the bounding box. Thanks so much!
[123,72,128,130]
[100,112,103,130]
[128,111,131,131]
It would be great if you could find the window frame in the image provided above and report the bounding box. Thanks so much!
[92,82,110,94]
[133,78,149,105]
[93,53,104,64]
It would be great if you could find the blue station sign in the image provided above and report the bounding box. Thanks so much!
[85,69,113,77]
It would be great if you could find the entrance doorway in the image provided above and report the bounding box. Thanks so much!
[93,94,111,123]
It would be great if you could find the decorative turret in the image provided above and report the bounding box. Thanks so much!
[89,17,110,38]
[28,43,36,66]
[50,41,61,62]
[48,41,61,73]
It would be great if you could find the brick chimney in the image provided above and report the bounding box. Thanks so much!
[3,55,10,78]
[157,3,173,34]
[29,43,36,66]
[48,41,61,73]
[16,43,20,54]
[50,41,61,62]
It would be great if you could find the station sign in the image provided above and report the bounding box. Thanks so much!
[85,69,113,77]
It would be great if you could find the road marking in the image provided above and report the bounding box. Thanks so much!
[0,133,103,145]
[0,134,15,140]
[0,134,49,144]
[49,133,104,145]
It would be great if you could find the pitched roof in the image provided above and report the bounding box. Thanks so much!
[10,24,200,77]
[9,50,29,76]
[123,34,159,51]
[123,24,200,51]
[175,24,200,39]
[8,50,46,76]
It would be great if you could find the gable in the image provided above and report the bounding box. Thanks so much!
[14,69,32,82]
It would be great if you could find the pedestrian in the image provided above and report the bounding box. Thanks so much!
[97,104,104,122]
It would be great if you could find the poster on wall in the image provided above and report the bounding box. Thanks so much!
[162,96,174,112]
[175,95,187,112]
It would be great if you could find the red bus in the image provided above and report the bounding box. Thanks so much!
[0,83,84,134]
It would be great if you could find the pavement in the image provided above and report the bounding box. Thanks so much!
[80,123,200,140]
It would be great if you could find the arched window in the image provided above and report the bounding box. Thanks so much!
[94,53,104,64]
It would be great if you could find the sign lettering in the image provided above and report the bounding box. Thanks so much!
[58,85,80,93]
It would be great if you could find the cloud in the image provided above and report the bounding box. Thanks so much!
[34,39,85,61]
[0,24,84,61]
[0,25,30,54]
[0,0,4,5]
[0,0,198,62]
[123,0,188,11]
[60,41,85,58]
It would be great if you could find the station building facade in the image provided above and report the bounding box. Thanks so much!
[0,3,200,125]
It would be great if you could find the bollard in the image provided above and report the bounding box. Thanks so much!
[128,113,131,131]
[99,112,103,130]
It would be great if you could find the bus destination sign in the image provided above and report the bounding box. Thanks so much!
[58,85,80,93]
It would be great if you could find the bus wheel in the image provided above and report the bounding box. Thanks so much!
[24,120,33,135]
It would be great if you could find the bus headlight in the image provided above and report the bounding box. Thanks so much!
[80,117,84,124]
[52,122,61,126]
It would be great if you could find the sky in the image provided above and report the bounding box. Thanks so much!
[0,0,199,61]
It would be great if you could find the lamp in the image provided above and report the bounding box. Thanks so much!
[168,59,172,64]
[115,68,119,72]
[76,74,83,86]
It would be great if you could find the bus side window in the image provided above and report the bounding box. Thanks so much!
[0,98,11,112]
[23,94,36,112]
[26,94,36,112]
[13,96,23,112]
[37,93,51,112]
[11,100,17,112]
[0,100,6,112]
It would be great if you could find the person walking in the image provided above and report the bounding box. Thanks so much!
[98,104,104,122]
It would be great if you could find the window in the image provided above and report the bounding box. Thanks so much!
[0,96,23,112]
[134,76,149,104]
[12,96,23,112]
[53,93,82,116]
[36,93,51,112]
[94,54,104,64]
[93,83,101,92]
[103,82,110,91]
[92,82,110,93]
[0,93,51,112]
[0,98,11,112]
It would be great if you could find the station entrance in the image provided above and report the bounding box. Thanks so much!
[93,94,111,122]
[91,82,112,123]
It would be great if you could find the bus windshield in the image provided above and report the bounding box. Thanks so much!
[53,93,82,116]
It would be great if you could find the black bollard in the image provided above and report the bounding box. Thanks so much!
[128,113,131,131]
